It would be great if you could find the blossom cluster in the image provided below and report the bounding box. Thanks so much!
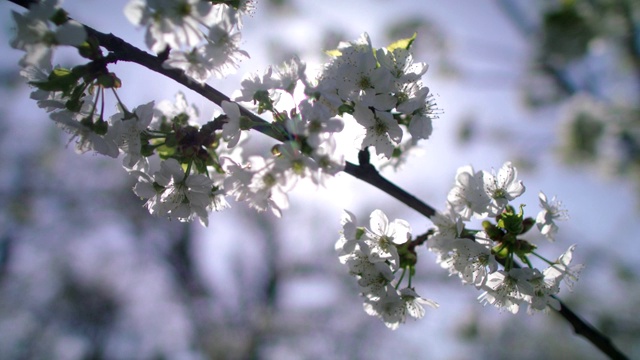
[11,0,240,226]
[334,162,580,327]
[202,33,442,216]
[11,0,86,69]
[335,210,438,329]
[311,33,439,159]
[428,161,581,314]
[125,0,253,82]
[10,0,442,226]
[9,0,584,329]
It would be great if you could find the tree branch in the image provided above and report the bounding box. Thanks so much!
[554,296,629,360]
[81,18,438,219]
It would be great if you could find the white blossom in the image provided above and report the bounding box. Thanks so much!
[11,0,86,67]
[221,100,243,148]
[124,0,213,53]
[354,103,402,159]
[447,165,490,219]
[536,192,569,241]
[481,161,526,215]
[131,158,225,226]
[109,101,155,168]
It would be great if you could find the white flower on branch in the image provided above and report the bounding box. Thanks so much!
[109,101,155,168]
[11,0,86,67]
[124,0,213,53]
[536,191,569,241]
[49,97,120,158]
[132,158,225,226]
[354,103,403,159]
[481,161,526,215]
[447,165,490,219]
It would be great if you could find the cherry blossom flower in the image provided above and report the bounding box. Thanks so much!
[49,97,120,158]
[224,156,290,217]
[447,165,491,219]
[363,286,406,330]
[335,210,360,255]
[153,92,199,128]
[203,21,249,78]
[543,244,583,291]
[536,191,569,241]
[353,104,403,159]
[234,67,278,103]
[11,0,86,67]
[132,158,221,226]
[481,161,525,215]
[163,47,214,84]
[400,287,439,320]
[221,100,243,148]
[124,0,213,53]
[478,268,535,314]
[365,209,411,268]
[109,101,155,168]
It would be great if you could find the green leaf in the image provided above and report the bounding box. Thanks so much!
[386,32,417,52]
[337,103,354,115]
[324,49,342,57]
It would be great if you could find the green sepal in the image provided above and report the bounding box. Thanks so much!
[337,103,354,115]
[482,220,504,241]
[30,67,80,93]
[497,204,525,235]
[164,133,178,148]
[194,157,208,174]
[96,73,121,89]
[78,37,102,60]
[64,95,83,113]
[253,90,274,114]
[93,118,109,135]
[173,113,190,126]
[49,8,69,26]
[521,217,535,234]
[397,241,417,269]
[492,244,509,259]
[513,239,537,258]
[141,142,156,157]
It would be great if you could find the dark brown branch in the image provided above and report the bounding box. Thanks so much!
[555,296,629,360]
[8,0,35,8]
[80,19,439,219]
[347,150,436,219]
[5,1,630,359]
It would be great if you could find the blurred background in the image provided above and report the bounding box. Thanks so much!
[0,0,639,359]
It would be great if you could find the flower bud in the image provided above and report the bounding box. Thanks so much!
[521,217,535,234]
[482,220,503,241]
